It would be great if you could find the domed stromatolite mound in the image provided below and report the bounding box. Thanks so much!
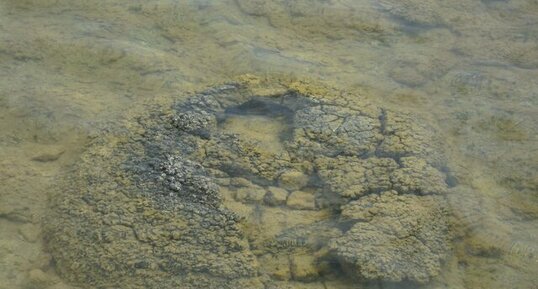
[45,78,454,288]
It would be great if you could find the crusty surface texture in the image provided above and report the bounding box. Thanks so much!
[45,76,453,288]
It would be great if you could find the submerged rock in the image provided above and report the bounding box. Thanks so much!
[264,186,289,206]
[373,0,451,27]
[287,191,316,210]
[45,76,454,288]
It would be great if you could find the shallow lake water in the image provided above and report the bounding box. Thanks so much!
[0,0,537,288]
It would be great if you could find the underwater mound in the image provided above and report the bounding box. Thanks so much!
[45,77,455,288]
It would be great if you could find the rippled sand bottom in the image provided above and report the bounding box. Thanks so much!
[0,0,537,288]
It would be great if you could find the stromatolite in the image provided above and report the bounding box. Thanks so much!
[45,77,455,288]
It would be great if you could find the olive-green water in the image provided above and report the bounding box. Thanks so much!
[0,0,537,288]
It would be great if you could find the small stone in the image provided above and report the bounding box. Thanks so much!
[214,178,231,186]
[278,170,309,190]
[230,177,254,187]
[18,223,40,243]
[465,235,503,258]
[287,191,316,210]
[389,65,427,87]
[34,254,53,271]
[234,186,266,203]
[31,147,65,162]
[218,186,235,201]
[290,254,319,281]
[26,269,57,289]
[264,186,289,206]
[259,254,291,281]
[223,201,253,220]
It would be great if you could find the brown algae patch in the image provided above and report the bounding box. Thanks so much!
[45,77,458,288]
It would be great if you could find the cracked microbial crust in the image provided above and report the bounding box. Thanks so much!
[333,191,450,284]
[45,77,453,288]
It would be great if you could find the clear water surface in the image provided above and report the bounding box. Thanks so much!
[0,0,537,288]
